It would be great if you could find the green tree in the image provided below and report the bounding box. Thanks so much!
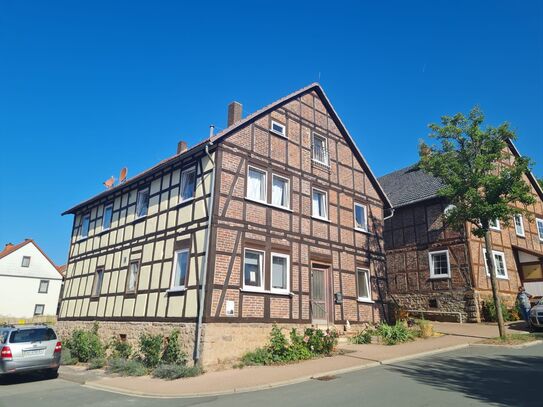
[538,177,543,189]
[419,107,535,337]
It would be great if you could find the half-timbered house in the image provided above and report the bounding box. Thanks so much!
[379,140,543,322]
[58,83,391,367]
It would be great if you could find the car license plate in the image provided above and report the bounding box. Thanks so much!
[23,349,44,356]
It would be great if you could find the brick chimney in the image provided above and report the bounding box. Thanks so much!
[177,141,188,155]
[227,101,242,127]
[2,243,13,254]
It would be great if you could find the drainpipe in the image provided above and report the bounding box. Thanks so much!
[194,133,215,364]
[383,207,395,221]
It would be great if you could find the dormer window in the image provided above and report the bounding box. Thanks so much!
[270,121,286,138]
[21,256,31,267]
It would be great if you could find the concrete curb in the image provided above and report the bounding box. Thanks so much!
[78,343,472,399]
[469,339,543,349]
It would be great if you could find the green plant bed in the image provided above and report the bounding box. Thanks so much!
[64,323,105,362]
[350,329,372,344]
[87,357,106,370]
[374,322,415,345]
[60,348,78,365]
[152,364,201,380]
[107,358,147,376]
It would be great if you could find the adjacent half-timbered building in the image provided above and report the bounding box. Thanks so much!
[58,83,391,367]
[379,140,543,322]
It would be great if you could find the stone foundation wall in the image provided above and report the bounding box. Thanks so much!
[390,290,475,322]
[56,320,198,361]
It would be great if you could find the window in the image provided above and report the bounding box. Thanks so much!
[483,249,508,279]
[38,280,49,294]
[271,253,289,293]
[135,188,150,218]
[180,168,196,202]
[92,268,104,297]
[354,203,368,231]
[271,174,289,208]
[21,256,31,267]
[102,204,113,231]
[9,328,56,343]
[81,214,90,239]
[247,166,267,202]
[537,218,543,241]
[429,250,450,278]
[312,188,328,220]
[243,249,264,290]
[489,219,500,230]
[312,133,328,165]
[270,120,286,137]
[356,268,371,301]
[171,249,189,290]
[514,214,525,237]
[33,304,45,316]
[126,261,140,293]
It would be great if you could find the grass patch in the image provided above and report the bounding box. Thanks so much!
[152,364,201,380]
[106,358,147,376]
[480,333,542,346]
[87,357,106,370]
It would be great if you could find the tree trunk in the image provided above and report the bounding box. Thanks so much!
[483,231,506,338]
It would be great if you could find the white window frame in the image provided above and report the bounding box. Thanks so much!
[489,219,500,231]
[537,218,543,242]
[356,268,372,302]
[312,133,329,165]
[270,120,286,138]
[312,188,328,220]
[246,166,267,203]
[243,248,265,292]
[135,188,150,219]
[126,261,140,293]
[92,268,104,297]
[179,167,197,203]
[170,249,190,291]
[271,174,290,209]
[38,279,49,294]
[270,252,290,294]
[483,249,508,280]
[80,214,90,239]
[428,250,451,279]
[102,204,113,231]
[354,203,368,232]
[21,256,31,268]
[514,214,525,237]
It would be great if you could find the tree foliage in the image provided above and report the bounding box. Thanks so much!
[419,106,535,237]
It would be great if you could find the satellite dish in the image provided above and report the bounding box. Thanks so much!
[103,176,115,189]
[119,167,128,184]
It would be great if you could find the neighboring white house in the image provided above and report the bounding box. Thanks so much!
[0,239,64,318]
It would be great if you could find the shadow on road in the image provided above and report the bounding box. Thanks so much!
[389,353,542,407]
[0,371,58,386]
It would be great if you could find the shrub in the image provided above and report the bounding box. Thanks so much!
[138,333,164,368]
[303,327,338,355]
[241,347,273,366]
[482,299,513,322]
[375,322,414,345]
[350,329,372,344]
[162,330,188,365]
[60,348,78,365]
[107,358,147,376]
[65,327,105,362]
[88,357,106,370]
[152,364,201,380]
[108,336,133,359]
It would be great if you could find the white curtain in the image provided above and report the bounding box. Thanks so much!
[312,192,320,216]
[248,169,264,201]
[272,256,286,289]
[272,177,286,206]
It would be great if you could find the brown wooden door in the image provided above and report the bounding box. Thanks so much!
[311,267,328,324]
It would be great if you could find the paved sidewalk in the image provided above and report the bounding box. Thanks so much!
[60,322,527,398]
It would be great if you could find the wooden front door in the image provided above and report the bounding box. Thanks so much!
[311,266,329,325]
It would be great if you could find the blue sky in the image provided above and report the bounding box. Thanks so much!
[1,1,542,264]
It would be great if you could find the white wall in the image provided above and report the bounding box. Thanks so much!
[0,242,63,318]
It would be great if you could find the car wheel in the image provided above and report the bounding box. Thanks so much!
[47,368,59,378]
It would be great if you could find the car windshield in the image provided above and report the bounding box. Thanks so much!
[9,328,57,343]
[0,330,9,344]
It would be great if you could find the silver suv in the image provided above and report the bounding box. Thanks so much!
[0,325,61,376]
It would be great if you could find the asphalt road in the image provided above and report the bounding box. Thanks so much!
[1,343,541,407]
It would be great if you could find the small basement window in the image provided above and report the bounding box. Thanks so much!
[429,298,439,309]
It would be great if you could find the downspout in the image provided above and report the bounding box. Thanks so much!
[383,207,395,221]
[194,129,216,364]
[381,206,395,323]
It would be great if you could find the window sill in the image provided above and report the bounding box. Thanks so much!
[429,275,451,280]
[516,234,526,239]
[244,197,293,213]
[312,158,330,167]
[166,287,187,296]
[357,298,375,304]
[131,215,147,225]
[354,227,371,235]
[269,128,287,139]
[311,216,330,223]
[240,288,294,297]
[172,197,195,210]
[486,275,509,280]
